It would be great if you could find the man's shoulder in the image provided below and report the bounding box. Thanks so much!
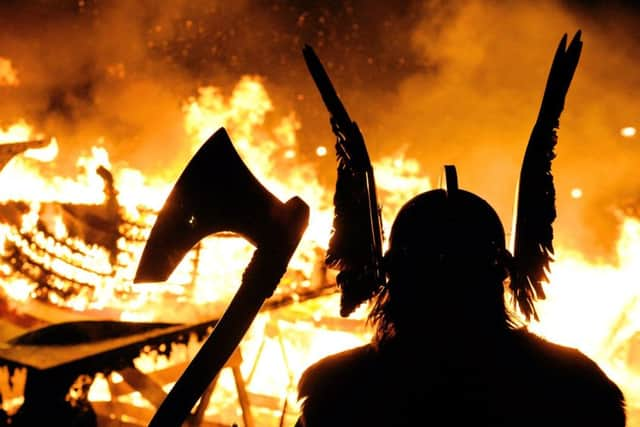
[511,328,626,424]
[514,328,611,376]
[297,343,375,399]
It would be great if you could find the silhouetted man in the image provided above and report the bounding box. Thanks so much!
[295,188,625,426]
[295,30,625,427]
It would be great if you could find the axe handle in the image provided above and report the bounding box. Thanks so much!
[148,197,309,427]
[148,270,268,426]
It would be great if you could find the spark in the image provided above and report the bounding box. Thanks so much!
[570,188,583,199]
[315,146,328,157]
[620,127,636,138]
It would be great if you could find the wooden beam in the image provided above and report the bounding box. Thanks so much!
[119,367,166,409]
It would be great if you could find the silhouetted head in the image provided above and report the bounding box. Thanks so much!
[369,188,516,344]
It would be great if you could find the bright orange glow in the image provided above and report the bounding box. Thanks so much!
[529,217,640,411]
[0,57,19,87]
[0,121,33,143]
[621,127,637,138]
[570,187,583,199]
[23,138,59,162]
[0,77,637,425]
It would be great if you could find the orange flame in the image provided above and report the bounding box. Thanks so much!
[0,76,636,424]
[0,57,19,87]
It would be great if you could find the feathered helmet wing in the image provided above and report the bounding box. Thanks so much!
[305,31,582,320]
[510,31,582,321]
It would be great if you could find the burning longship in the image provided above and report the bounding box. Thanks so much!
[0,141,333,325]
[0,80,349,327]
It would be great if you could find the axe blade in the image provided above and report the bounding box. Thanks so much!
[147,195,309,426]
[134,127,284,283]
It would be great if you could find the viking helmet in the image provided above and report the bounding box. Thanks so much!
[370,166,514,337]
[384,167,509,284]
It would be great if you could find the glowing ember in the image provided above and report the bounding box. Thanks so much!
[570,187,583,199]
[621,127,637,138]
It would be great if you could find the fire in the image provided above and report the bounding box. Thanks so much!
[530,217,640,354]
[0,75,637,425]
[529,217,640,411]
[0,57,19,87]
[0,121,33,143]
[373,153,432,231]
[181,74,333,256]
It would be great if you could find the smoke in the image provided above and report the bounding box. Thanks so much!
[0,0,262,178]
[353,0,640,261]
[0,0,428,174]
[0,0,637,260]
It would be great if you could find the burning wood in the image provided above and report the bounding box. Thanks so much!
[0,140,48,172]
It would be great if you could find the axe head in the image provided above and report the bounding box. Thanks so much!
[135,127,298,283]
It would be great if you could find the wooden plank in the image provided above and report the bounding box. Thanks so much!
[187,373,220,426]
[146,361,189,385]
[132,348,242,392]
[104,376,124,421]
[119,367,166,408]
[245,391,285,412]
[104,347,252,426]
[5,291,122,326]
[105,378,136,398]
[232,364,254,427]
[0,140,48,172]
[0,319,216,371]
[0,320,28,346]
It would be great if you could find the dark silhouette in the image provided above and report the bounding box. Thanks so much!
[296,32,626,427]
[136,128,309,426]
[295,187,625,426]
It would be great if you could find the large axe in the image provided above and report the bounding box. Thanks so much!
[134,127,309,426]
